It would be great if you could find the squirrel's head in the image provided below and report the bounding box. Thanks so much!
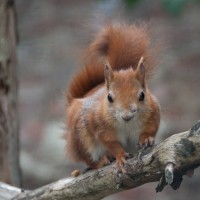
[104,57,149,122]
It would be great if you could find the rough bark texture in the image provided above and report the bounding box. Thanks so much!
[0,0,21,186]
[0,121,200,200]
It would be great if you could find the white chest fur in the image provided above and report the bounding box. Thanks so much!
[88,118,142,162]
[115,118,142,153]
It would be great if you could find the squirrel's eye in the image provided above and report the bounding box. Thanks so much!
[107,93,114,103]
[139,91,145,101]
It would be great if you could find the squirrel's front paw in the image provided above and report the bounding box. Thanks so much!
[138,136,155,149]
[115,153,132,174]
[116,156,127,173]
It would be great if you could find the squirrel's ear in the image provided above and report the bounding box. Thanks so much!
[135,56,146,88]
[104,64,114,89]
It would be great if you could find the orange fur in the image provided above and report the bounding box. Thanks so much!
[67,23,156,103]
[65,22,160,172]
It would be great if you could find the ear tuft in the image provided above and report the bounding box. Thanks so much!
[136,56,144,70]
[104,64,114,89]
[136,56,146,87]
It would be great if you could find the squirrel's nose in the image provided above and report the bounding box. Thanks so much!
[122,114,134,122]
[130,104,137,113]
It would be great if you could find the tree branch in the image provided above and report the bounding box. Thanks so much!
[1,121,200,200]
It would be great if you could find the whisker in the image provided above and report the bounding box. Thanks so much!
[138,108,154,113]
[138,108,175,115]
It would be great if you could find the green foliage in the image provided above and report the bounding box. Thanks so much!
[162,0,188,16]
[122,0,200,16]
[125,0,140,9]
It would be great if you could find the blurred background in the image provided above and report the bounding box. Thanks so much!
[15,0,200,199]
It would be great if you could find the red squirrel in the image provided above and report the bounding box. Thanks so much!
[65,23,160,173]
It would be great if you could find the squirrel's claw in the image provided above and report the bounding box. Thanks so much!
[116,156,127,173]
[115,153,132,174]
[124,152,133,159]
[138,136,155,149]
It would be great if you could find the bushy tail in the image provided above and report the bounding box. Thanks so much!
[67,22,157,103]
